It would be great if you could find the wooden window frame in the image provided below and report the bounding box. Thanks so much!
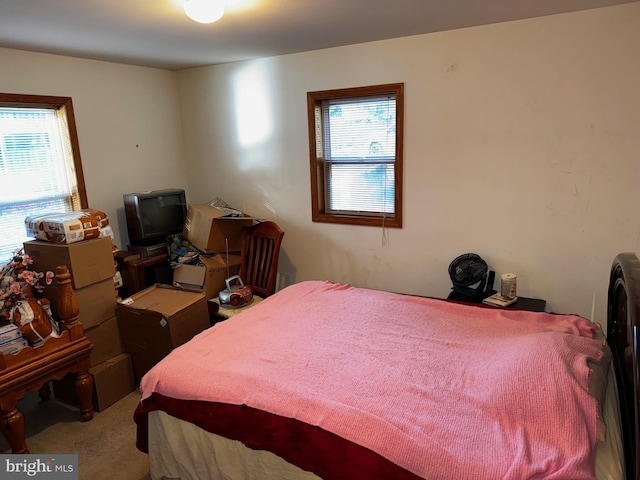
[307,83,404,228]
[0,93,88,258]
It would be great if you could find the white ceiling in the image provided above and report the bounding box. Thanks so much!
[0,0,636,71]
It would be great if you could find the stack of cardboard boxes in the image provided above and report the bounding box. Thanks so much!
[23,236,136,411]
[19,203,259,394]
[115,204,256,382]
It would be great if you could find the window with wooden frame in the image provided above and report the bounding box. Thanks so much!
[307,83,403,228]
[0,93,88,260]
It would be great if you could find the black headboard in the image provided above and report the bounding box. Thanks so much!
[607,253,640,480]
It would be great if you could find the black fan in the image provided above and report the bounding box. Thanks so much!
[448,253,494,299]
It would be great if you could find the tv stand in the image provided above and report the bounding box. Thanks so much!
[128,242,168,259]
[117,253,172,298]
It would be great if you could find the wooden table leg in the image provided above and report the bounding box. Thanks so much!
[75,367,94,422]
[39,382,51,402]
[0,400,28,454]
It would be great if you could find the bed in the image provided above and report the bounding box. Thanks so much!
[133,253,640,480]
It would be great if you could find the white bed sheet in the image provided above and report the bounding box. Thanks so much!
[148,409,320,480]
[147,361,624,480]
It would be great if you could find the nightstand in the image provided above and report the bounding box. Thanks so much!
[447,291,546,313]
[507,297,546,312]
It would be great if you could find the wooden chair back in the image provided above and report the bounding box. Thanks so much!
[238,221,284,298]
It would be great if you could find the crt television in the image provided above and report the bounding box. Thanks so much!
[123,188,187,246]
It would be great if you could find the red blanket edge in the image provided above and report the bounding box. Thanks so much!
[134,392,422,480]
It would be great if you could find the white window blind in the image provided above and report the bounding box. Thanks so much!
[0,106,80,261]
[319,94,396,217]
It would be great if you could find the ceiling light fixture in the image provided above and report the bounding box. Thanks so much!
[184,0,225,24]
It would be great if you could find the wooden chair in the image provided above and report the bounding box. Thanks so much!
[238,221,284,298]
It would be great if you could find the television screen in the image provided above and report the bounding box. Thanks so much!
[124,189,187,246]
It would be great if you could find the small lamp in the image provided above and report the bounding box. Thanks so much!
[184,0,225,24]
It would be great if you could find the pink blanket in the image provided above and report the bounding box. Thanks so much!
[140,280,605,479]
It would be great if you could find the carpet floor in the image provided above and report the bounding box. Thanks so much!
[1,388,150,480]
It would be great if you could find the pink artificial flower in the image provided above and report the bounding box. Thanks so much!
[1,250,51,321]
[19,271,37,285]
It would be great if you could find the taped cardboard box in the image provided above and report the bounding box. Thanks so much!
[182,204,255,254]
[89,353,135,411]
[53,353,135,411]
[84,316,123,367]
[24,236,115,289]
[173,253,241,299]
[116,285,209,382]
[43,277,117,330]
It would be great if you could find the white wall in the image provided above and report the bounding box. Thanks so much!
[0,4,637,326]
[177,3,640,325]
[0,47,188,249]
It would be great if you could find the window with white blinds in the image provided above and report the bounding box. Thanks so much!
[308,84,403,228]
[0,94,87,261]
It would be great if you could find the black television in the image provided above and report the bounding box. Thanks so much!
[123,188,187,247]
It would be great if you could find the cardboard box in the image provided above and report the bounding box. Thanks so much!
[43,277,117,329]
[182,204,255,254]
[0,338,29,355]
[90,353,135,411]
[53,353,135,412]
[84,316,123,366]
[0,323,22,344]
[173,253,242,299]
[116,285,210,382]
[23,236,115,289]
